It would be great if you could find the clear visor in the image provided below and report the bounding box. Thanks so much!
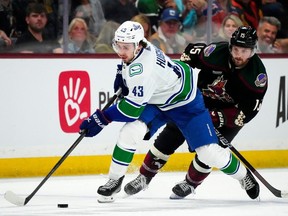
[112,39,138,54]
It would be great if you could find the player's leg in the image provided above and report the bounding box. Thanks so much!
[97,120,148,202]
[171,111,259,200]
[98,105,166,202]
[171,144,259,199]
[124,122,185,195]
[196,144,259,199]
[172,147,259,199]
[171,127,242,198]
[170,154,212,199]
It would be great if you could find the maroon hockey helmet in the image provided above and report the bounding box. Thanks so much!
[230,26,258,49]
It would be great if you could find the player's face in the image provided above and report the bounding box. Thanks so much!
[114,42,136,63]
[230,46,253,67]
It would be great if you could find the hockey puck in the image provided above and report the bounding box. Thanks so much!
[57,204,68,208]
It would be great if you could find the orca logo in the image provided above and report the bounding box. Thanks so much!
[58,71,90,133]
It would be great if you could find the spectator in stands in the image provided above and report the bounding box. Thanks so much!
[213,14,243,42]
[13,2,62,53]
[135,0,177,34]
[256,16,284,53]
[12,0,33,39]
[276,39,288,53]
[174,0,197,43]
[150,8,186,54]
[131,14,152,39]
[185,0,227,43]
[12,0,58,40]
[0,29,12,46]
[74,0,106,37]
[231,0,263,29]
[0,0,14,38]
[93,20,120,53]
[0,28,13,52]
[260,0,288,38]
[59,17,96,53]
[216,0,238,15]
[100,0,138,25]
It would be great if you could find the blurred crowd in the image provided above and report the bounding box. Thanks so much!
[0,0,288,54]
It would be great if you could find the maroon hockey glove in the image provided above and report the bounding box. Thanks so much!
[210,110,225,128]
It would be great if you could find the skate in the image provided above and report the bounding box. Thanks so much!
[170,180,195,199]
[239,169,260,199]
[97,176,124,203]
[124,174,152,195]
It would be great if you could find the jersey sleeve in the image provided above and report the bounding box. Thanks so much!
[237,73,268,124]
[104,61,157,122]
[180,43,207,68]
[219,59,268,127]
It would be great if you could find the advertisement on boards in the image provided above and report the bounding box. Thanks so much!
[0,57,287,159]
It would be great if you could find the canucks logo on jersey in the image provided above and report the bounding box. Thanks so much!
[129,63,143,77]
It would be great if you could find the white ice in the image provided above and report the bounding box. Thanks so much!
[1,168,288,216]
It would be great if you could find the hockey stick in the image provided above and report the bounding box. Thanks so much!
[215,128,288,198]
[4,88,122,206]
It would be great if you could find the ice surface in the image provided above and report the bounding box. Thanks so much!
[0,169,287,216]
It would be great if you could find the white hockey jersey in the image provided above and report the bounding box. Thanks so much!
[117,42,198,119]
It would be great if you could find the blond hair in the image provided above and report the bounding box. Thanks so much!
[68,17,88,34]
[218,14,243,40]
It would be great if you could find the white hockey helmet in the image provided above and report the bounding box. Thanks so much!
[114,21,145,46]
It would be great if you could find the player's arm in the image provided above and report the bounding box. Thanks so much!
[236,63,268,124]
[210,106,247,128]
[237,93,266,124]
[180,43,207,68]
[211,90,267,128]
[79,92,148,138]
[106,66,156,122]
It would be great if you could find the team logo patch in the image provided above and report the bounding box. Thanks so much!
[204,44,216,57]
[129,63,143,77]
[255,73,267,87]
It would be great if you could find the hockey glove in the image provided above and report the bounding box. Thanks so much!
[210,110,224,128]
[79,109,110,137]
[114,64,129,97]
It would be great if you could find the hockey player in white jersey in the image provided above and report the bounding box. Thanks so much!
[79,21,250,203]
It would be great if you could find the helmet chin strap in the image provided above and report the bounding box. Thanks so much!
[133,43,140,56]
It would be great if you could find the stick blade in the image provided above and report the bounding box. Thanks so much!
[281,190,288,198]
[4,191,26,206]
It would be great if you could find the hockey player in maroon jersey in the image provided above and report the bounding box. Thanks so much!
[124,26,268,200]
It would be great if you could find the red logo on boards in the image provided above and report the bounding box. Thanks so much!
[58,71,90,133]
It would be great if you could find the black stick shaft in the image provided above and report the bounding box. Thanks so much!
[24,89,121,205]
[215,128,282,198]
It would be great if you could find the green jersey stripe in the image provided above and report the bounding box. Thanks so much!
[117,99,146,119]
